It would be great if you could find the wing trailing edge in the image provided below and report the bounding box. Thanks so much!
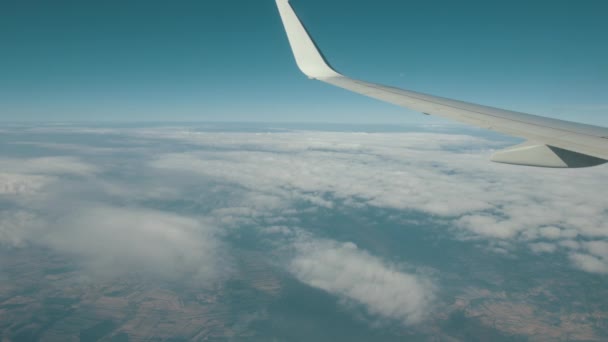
[492,142,607,168]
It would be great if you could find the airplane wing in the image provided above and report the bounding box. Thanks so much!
[275,0,608,168]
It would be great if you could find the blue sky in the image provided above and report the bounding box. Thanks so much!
[1,0,607,124]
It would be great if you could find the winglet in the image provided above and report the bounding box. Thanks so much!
[276,0,341,79]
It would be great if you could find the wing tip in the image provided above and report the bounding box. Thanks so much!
[275,0,341,79]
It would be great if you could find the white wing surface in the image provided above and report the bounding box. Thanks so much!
[275,0,608,168]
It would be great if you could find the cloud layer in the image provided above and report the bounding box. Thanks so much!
[146,128,608,275]
[1,124,607,328]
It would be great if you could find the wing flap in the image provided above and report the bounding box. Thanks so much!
[492,142,607,168]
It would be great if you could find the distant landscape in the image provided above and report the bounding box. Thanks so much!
[1,123,607,341]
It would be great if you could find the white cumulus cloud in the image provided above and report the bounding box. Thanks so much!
[290,237,435,325]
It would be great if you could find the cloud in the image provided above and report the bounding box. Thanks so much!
[289,237,435,325]
[567,241,608,274]
[0,203,223,281]
[49,205,222,280]
[0,173,51,195]
[538,226,569,240]
[0,157,98,176]
[559,240,580,250]
[149,133,502,217]
[569,253,608,274]
[456,215,522,239]
[0,210,42,247]
[0,156,98,199]
[0,154,223,282]
[584,241,608,259]
[147,129,608,274]
[529,242,557,254]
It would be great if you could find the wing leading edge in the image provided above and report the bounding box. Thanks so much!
[275,0,608,168]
